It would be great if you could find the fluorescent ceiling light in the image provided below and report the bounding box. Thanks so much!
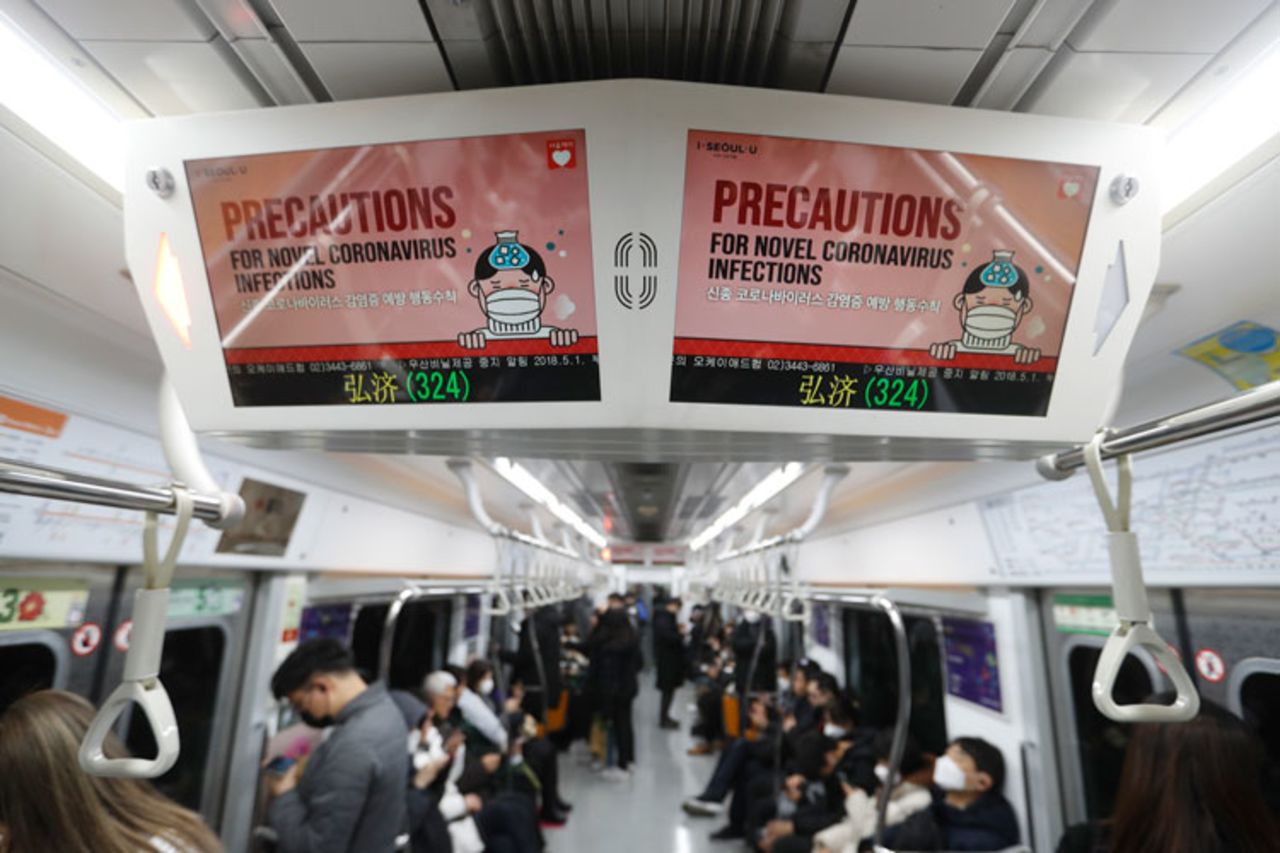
[689,462,805,552]
[493,458,608,549]
[0,14,125,189]
[1162,42,1280,213]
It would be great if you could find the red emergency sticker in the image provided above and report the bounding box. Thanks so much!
[71,622,102,657]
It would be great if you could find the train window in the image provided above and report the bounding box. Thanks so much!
[126,626,226,810]
[841,609,948,755]
[385,600,449,692]
[350,602,389,681]
[0,641,57,715]
[1067,645,1153,820]
[1237,669,1280,814]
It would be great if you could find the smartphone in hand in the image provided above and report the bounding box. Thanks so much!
[265,756,297,776]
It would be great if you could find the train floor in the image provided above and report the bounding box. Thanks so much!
[546,684,721,852]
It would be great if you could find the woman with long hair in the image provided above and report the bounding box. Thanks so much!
[1057,697,1278,853]
[0,690,221,853]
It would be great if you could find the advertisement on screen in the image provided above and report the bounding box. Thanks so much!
[186,130,599,406]
[671,130,1099,415]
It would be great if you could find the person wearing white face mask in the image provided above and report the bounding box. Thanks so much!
[928,249,1043,366]
[881,736,1020,852]
[456,659,571,825]
[457,231,581,349]
[813,731,934,853]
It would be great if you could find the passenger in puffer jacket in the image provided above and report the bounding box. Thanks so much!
[813,731,934,853]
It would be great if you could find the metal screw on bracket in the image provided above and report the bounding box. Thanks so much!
[1110,174,1140,206]
[146,168,175,199]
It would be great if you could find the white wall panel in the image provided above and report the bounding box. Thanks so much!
[300,42,453,100]
[797,503,999,586]
[35,0,214,41]
[83,40,264,114]
[1068,0,1271,53]
[1022,47,1208,122]
[270,0,434,42]
[826,46,984,103]
[843,0,1016,49]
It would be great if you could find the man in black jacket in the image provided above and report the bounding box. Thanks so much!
[653,596,686,729]
[883,736,1020,851]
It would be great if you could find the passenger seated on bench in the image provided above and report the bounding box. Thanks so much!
[755,731,846,853]
[682,694,780,819]
[1056,697,1278,853]
[814,731,934,853]
[882,736,1019,852]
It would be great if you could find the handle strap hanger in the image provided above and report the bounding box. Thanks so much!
[1083,431,1199,723]
[80,488,194,777]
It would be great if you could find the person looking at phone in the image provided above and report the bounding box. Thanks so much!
[267,638,409,853]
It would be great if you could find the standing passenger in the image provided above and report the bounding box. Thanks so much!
[591,607,641,780]
[266,639,409,853]
[653,595,686,729]
[0,690,221,853]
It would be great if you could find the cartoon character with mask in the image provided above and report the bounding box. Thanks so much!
[929,249,1041,365]
[457,230,580,350]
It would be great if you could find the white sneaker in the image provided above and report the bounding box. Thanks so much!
[682,798,724,817]
[602,767,631,782]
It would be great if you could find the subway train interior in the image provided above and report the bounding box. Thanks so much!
[1,0,1279,851]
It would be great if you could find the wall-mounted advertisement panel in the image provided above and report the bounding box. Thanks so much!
[186,130,599,406]
[671,130,1099,416]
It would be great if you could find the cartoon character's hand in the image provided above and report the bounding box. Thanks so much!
[1014,346,1041,365]
[929,341,958,360]
[549,328,579,348]
[457,331,487,350]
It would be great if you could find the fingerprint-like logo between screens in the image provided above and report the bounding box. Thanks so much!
[613,232,657,310]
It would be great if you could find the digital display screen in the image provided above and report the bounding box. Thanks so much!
[186,130,599,406]
[671,130,1099,415]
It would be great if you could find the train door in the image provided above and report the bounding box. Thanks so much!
[0,562,119,714]
[1041,588,1174,823]
[1179,589,1280,812]
[101,566,255,826]
[840,605,949,755]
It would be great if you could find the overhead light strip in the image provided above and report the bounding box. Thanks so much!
[0,13,124,190]
[689,462,805,552]
[1162,40,1280,213]
[492,458,608,549]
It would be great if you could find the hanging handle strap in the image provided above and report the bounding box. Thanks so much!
[80,489,193,778]
[1083,433,1199,723]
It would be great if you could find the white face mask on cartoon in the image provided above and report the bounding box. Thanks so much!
[485,288,542,329]
[932,754,969,792]
[962,305,1018,341]
[479,678,495,696]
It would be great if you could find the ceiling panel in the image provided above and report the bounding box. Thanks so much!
[1017,0,1096,48]
[35,0,215,41]
[299,42,454,100]
[81,40,264,114]
[972,46,1054,110]
[827,46,984,103]
[1021,46,1209,122]
[842,0,1017,49]
[270,0,434,42]
[1068,0,1271,54]
[229,37,314,105]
